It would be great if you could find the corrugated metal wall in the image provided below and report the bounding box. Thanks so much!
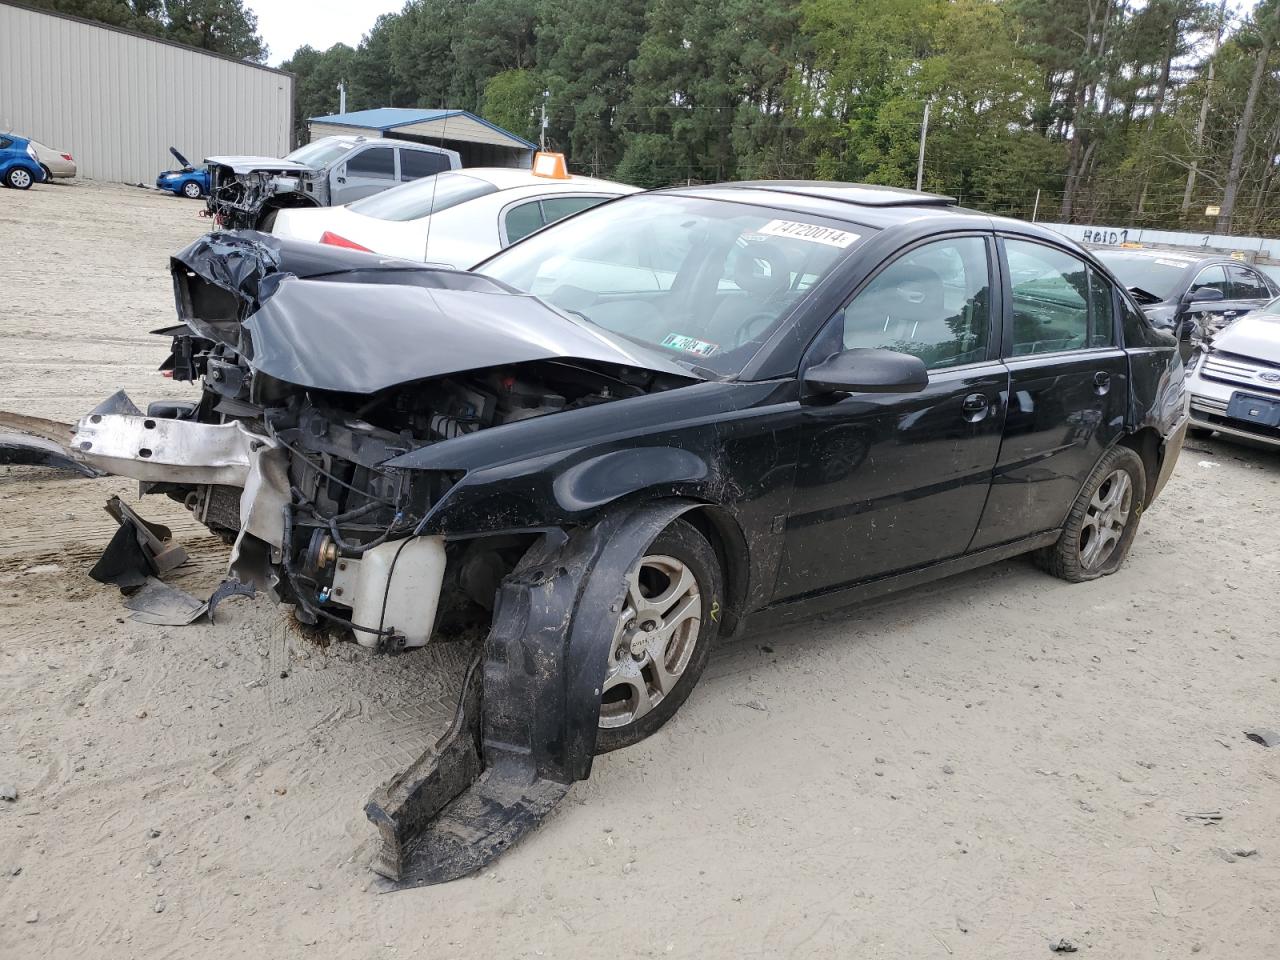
[0,2,292,184]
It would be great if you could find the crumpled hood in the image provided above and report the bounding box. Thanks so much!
[170,231,695,395]
[204,154,313,175]
[1213,313,1280,365]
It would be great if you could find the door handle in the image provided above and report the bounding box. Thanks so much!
[336,176,346,184]
[961,393,989,421]
[1093,371,1111,395]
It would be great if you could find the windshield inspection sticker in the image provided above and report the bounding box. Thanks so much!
[661,333,719,358]
[757,219,860,248]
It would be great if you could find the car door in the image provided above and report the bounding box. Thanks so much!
[774,233,1010,597]
[1178,263,1233,332]
[969,237,1129,550]
[1225,263,1275,322]
[331,145,396,204]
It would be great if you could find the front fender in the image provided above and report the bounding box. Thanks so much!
[420,444,716,535]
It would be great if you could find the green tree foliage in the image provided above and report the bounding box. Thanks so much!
[49,0,1280,233]
[26,0,267,61]
[163,0,266,61]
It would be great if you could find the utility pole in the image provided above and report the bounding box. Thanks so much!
[338,81,347,115]
[540,89,549,151]
[916,100,931,192]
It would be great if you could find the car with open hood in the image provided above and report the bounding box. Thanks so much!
[1187,295,1280,447]
[58,181,1187,884]
[205,135,460,231]
[156,147,210,198]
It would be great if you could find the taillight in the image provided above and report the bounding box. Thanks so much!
[61,154,73,161]
[320,231,372,252]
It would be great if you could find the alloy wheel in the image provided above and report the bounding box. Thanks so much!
[1079,469,1132,571]
[600,554,702,729]
[11,170,32,188]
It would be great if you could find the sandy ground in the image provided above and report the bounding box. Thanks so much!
[2,182,1279,959]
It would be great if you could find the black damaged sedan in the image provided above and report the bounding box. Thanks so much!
[69,181,1187,883]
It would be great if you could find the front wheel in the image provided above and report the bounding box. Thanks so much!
[1036,445,1147,582]
[5,167,34,189]
[595,519,723,753]
[182,179,203,199]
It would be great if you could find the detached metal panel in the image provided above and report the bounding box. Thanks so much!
[0,1,292,184]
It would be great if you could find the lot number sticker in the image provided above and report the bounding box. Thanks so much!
[661,333,719,357]
[756,219,860,248]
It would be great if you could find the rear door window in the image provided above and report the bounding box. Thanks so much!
[347,147,395,179]
[540,195,609,224]
[1189,264,1229,299]
[504,201,545,243]
[1005,239,1089,355]
[400,149,452,182]
[1227,264,1269,301]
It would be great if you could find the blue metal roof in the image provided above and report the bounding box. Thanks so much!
[308,108,536,149]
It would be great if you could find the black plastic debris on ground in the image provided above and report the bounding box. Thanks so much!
[1244,729,1279,748]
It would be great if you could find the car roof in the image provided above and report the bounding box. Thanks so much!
[445,167,635,192]
[657,181,1087,240]
[322,135,457,152]
[1090,247,1220,267]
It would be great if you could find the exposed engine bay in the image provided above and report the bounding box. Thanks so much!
[206,161,324,231]
[71,231,696,651]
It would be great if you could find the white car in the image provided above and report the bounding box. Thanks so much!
[1187,296,1280,447]
[270,167,640,268]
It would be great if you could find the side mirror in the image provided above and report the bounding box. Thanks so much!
[1175,317,1200,343]
[1183,286,1224,305]
[804,348,929,396]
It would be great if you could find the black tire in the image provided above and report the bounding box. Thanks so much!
[1036,445,1147,583]
[40,165,53,183]
[182,179,203,199]
[256,209,278,231]
[5,167,35,190]
[595,519,723,753]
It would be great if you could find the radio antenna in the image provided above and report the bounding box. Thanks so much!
[423,108,449,263]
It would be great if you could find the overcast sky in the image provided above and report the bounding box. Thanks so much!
[252,0,405,66]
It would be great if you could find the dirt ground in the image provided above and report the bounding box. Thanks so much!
[2,182,1279,959]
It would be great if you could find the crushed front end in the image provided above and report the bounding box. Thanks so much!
[205,159,327,230]
[67,232,701,883]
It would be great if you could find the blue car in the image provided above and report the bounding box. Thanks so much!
[0,133,48,190]
[156,147,209,199]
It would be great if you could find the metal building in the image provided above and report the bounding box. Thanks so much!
[0,0,292,184]
[308,109,536,168]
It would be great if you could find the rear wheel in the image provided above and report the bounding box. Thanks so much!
[182,179,203,199]
[5,167,34,189]
[1037,446,1147,582]
[595,520,722,753]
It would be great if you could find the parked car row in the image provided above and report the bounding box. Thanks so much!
[0,131,74,189]
[1092,246,1280,448]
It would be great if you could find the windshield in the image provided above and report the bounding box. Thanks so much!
[479,194,863,377]
[348,172,499,221]
[285,139,357,167]
[1095,251,1191,302]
